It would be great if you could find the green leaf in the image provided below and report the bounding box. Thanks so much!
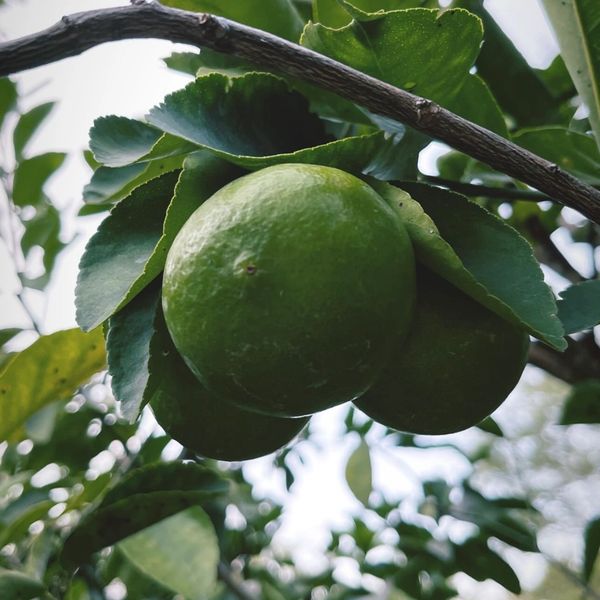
[160,0,304,41]
[163,51,204,76]
[557,280,600,334]
[302,7,482,106]
[0,569,45,600]
[12,152,66,206]
[514,127,600,185]
[0,500,53,549]
[13,102,55,159]
[560,380,600,425]
[99,462,228,509]
[345,438,372,505]
[476,416,503,437]
[447,75,509,138]
[147,72,400,173]
[61,491,217,568]
[147,73,326,160]
[0,328,106,442]
[107,282,161,422]
[118,506,219,600]
[89,116,162,167]
[75,171,179,331]
[0,78,17,131]
[584,516,600,582]
[375,182,565,350]
[454,537,520,593]
[82,163,147,204]
[21,202,61,259]
[0,329,21,347]
[541,0,600,150]
[454,0,559,126]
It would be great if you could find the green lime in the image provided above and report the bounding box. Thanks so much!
[355,268,529,434]
[148,309,309,461]
[162,163,415,417]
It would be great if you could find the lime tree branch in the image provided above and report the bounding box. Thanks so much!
[1,1,600,222]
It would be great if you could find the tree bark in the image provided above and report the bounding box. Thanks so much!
[1,2,600,223]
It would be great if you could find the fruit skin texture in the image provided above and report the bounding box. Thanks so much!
[355,268,530,434]
[148,309,309,461]
[162,163,415,417]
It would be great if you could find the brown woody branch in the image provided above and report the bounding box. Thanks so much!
[1,2,600,223]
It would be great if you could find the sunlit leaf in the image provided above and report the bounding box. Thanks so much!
[0,328,106,442]
[345,438,372,505]
[13,102,55,159]
[12,152,66,206]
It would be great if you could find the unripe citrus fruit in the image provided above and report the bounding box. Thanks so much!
[162,163,416,417]
[149,310,309,461]
[355,268,529,434]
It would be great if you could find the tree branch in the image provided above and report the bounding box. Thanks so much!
[1,2,600,222]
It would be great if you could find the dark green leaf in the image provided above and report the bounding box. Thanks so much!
[12,152,66,206]
[0,329,21,347]
[61,491,216,568]
[476,416,503,436]
[560,379,600,425]
[0,78,17,131]
[82,163,147,205]
[118,506,219,599]
[0,500,53,549]
[147,73,327,161]
[557,280,600,334]
[75,171,179,331]
[584,516,600,582]
[453,0,559,126]
[376,182,565,350]
[345,439,372,505]
[0,569,45,599]
[89,116,162,167]
[107,282,161,422]
[302,7,482,106]
[0,328,106,441]
[514,127,600,185]
[13,102,55,158]
[163,51,203,76]
[454,537,520,593]
[99,462,228,509]
[21,202,61,257]
[447,75,509,138]
[160,0,304,41]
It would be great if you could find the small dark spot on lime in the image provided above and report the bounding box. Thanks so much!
[54,367,59,373]
[60,378,67,384]
[0,388,6,394]
[245,264,257,275]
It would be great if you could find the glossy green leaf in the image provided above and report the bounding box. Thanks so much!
[89,116,162,167]
[163,51,204,76]
[118,506,219,599]
[560,379,600,425]
[13,102,55,159]
[0,328,105,442]
[302,7,482,105]
[82,163,147,204]
[375,182,565,350]
[12,152,66,206]
[147,73,326,160]
[454,537,520,593]
[476,416,503,437]
[557,280,600,334]
[61,491,215,568]
[160,0,304,41]
[147,72,401,173]
[99,462,228,509]
[541,0,600,149]
[75,171,179,331]
[0,78,17,131]
[514,127,600,185]
[107,282,161,422]
[0,569,45,600]
[584,516,600,582]
[454,0,559,126]
[345,439,372,505]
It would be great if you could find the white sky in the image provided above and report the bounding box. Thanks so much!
[0,2,567,597]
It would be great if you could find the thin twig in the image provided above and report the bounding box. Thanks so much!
[0,3,600,221]
[423,176,548,201]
